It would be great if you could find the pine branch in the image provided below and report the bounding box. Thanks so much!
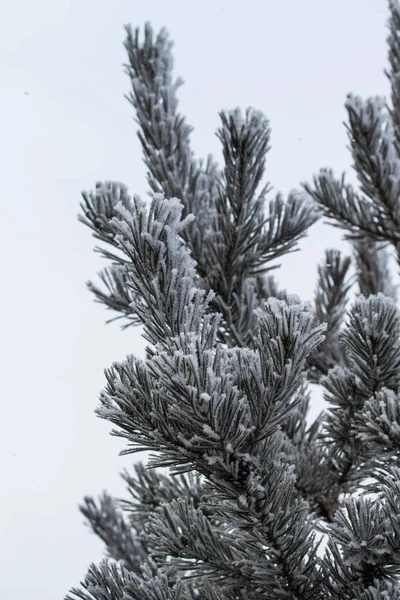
[358,579,400,600]
[79,181,145,327]
[119,462,323,598]
[107,193,213,349]
[65,560,206,600]
[87,265,142,328]
[307,249,353,382]
[81,28,318,342]
[304,25,400,268]
[352,238,397,301]
[321,497,396,598]
[92,196,327,597]
[70,5,400,599]
[79,492,156,576]
[123,23,220,280]
[79,181,133,248]
[65,560,136,600]
[280,382,311,446]
[319,465,400,597]
[206,108,318,347]
[340,294,400,397]
[354,388,400,461]
[143,497,270,591]
[311,294,400,521]
[118,462,210,531]
[123,23,195,199]
[123,26,318,348]
[345,94,400,217]
[303,169,399,244]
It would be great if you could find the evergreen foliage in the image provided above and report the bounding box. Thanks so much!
[68,3,400,598]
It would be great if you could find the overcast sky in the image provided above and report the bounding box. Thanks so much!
[0,1,394,598]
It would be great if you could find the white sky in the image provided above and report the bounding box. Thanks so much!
[0,1,394,598]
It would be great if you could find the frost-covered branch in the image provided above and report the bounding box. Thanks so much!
[69,5,400,599]
[303,169,398,244]
[79,492,157,576]
[81,24,318,348]
[208,107,319,346]
[303,4,400,271]
[123,22,219,281]
[84,193,327,598]
[307,249,353,382]
[312,294,400,522]
[66,560,222,600]
[352,238,397,301]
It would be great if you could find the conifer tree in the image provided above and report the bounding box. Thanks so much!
[67,3,400,598]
